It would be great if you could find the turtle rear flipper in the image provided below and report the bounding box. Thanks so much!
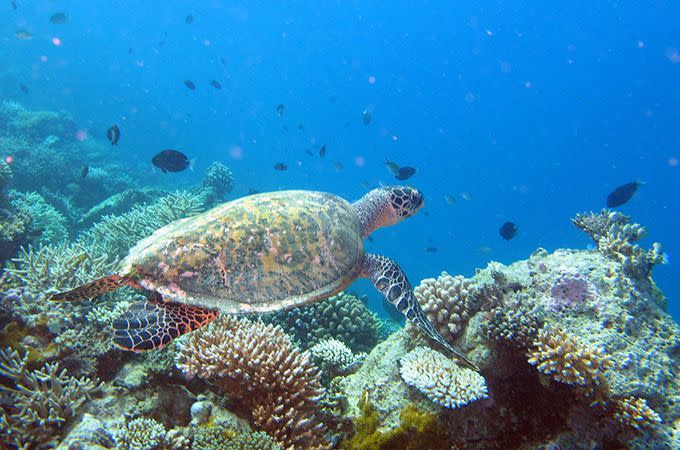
[112,298,218,352]
[48,275,139,302]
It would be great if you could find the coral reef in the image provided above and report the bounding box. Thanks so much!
[573,209,665,280]
[399,347,488,409]
[527,327,612,396]
[309,338,367,383]
[0,159,11,191]
[116,416,167,450]
[611,396,663,432]
[176,316,331,450]
[11,191,70,244]
[267,291,380,353]
[0,347,101,448]
[196,161,234,206]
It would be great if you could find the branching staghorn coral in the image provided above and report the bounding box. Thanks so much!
[192,424,282,450]
[176,316,331,450]
[80,190,207,261]
[399,347,488,409]
[11,191,69,244]
[526,328,613,396]
[5,241,115,297]
[572,209,665,279]
[0,347,101,448]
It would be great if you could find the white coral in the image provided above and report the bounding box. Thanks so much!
[309,338,366,377]
[399,347,488,409]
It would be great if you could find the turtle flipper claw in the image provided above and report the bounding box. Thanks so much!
[112,297,218,352]
[361,253,479,371]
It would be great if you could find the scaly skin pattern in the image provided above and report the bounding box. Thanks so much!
[120,191,364,313]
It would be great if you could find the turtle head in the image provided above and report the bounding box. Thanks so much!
[383,186,424,220]
[354,186,424,237]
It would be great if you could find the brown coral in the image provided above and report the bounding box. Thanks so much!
[176,316,330,450]
[611,396,662,431]
[526,328,612,396]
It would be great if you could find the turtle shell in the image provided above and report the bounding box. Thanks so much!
[120,190,365,313]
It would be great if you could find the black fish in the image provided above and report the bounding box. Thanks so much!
[276,104,285,116]
[304,149,313,156]
[106,125,120,145]
[128,47,133,54]
[81,165,89,178]
[319,144,327,158]
[606,181,640,208]
[362,110,371,125]
[50,12,68,24]
[152,149,190,173]
[395,166,416,181]
[425,246,438,253]
[334,161,344,171]
[19,84,29,94]
[185,14,194,24]
[209,80,222,90]
[499,221,518,241]
[184,80,196,90]
[273,162,288,171]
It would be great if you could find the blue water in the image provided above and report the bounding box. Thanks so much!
[3,1,678,318]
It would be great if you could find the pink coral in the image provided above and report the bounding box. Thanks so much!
[548,267,594,311]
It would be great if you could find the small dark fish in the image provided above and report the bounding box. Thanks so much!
[220,57,226,65]
[444,195,456,205]
[185,14,194,24]
[362,110,372,125]
[106,125,120,145]
[19,84,29,94]
[15,30,32,40]
[334,161,344,171]
[425,246,438,253]
[276,104,285,116]
[304,149,313,156]
[298,123,304,131]
[395,166,416,181]
[367,235,375,243]
[81,165,89,178]
[152,149,190,173]
[128,47,133,54]
[384,159,401,176]
[50,12,68,24]
[499,221,518,241]
[319,144,327,158]
[209,80,222,90]
[11,0,16,10]
[273,162,288,171]
[606,181,641,208]
[184,80,196,90]
[247,188,260,195]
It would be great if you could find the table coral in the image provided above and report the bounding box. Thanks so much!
[176,316,331,450]
[399,347,488,409]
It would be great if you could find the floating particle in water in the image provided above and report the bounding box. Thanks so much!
[444,195,456,205]
[15,30,32,40]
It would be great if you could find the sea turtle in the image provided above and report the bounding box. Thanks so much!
[50,187,474,367]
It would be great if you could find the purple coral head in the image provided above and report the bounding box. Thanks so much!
[548,268,592,311]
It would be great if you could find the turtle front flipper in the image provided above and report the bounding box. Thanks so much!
[361,253,479,370]
[112,297,219,352]
[48,274,141,302]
